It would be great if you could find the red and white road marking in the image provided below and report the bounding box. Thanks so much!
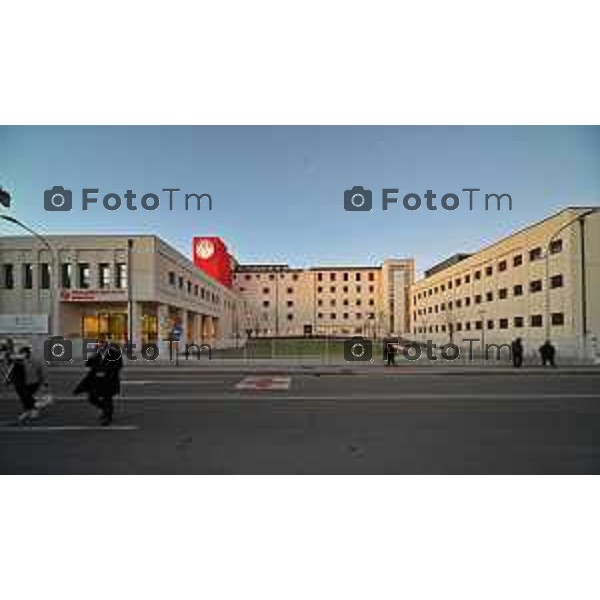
[235,376,291,391]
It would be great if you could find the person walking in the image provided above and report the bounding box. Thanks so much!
[75,340,123,426]
[5,346,46,422]
[511,337,524,368]
[539,340,557,367]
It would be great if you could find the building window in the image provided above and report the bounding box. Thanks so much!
[551,312,565,326]
[329,273,336,281]
[486,291,493,302]
[2,264,14,289]
[499,288,508,300]
[317,273,323,281]
[456,299,462,308]
[513,284,523,296]
[292,274,299,281]
[499,318,509,329]
[194,284,199,296]
[465,297,471,307]
[368,272,374,281]
[262,300,270,308]
[455,278,461,287]
[115,263,127,289]
[268,274,275,280]
[355,273,361,281]
[448,281,453,290]
[356,313,362,320]
[434,305,439,313]
[317,286,323,293]
[330,313,336,320]
[549,239,563,254]
[530,280,543,293]
[244,274,251,281]
[287,314,293,321]
[512,254,523,268]
[343,299,349,306]
[550,274,564,288]
[356,285,361,293]
[317,299,323,307]
[99,263,111,288]
[448,301,453,310]
[441,325,446,333]
[262,287,270,294]
[475,270,481,280]
[465,274,471,284]
[168,271,176,286]
[475,294,482,304]
[317,312,323,319]
[487,320,494,330]
[330,299,336,307]
[368,298,375,306]
[369,285,375,293]
[485,266,493,277]
[330,286,336,293]
[287,287,293,294]
[475,321,483,330]
[514,316,524,328]
[356,299,362,306]
[343,273,349,281]
[498,260,507,272]
[187,281,192,293]
[40,263,51,289]
[61,263,72,288]
[178,276,183,289]
[343,312,349,320]
[465,322,471,331]
[440,302,446,311]
[456,323,463,332]
[529,247,542,262]
[287,300,293,307]
[530,314,543,327]
[23,264,33,289]
[78,263,91,289]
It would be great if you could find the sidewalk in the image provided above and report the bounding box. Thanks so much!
[47,356,600,376]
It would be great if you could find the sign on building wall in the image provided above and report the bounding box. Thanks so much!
[60,290,127,302]
[0,314,49,334]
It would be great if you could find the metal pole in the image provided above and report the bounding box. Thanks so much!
[127,239,133,350]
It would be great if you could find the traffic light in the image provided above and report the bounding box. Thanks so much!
[0,188,11,208]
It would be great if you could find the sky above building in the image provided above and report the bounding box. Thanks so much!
[1,126,599,276]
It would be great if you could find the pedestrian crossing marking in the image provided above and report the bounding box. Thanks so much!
[235,376,291,391]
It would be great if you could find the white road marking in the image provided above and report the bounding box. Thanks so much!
[235,376,292,391]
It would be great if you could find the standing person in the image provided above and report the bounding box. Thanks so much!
[539,340,557,367]
[511,337,524,368]
[76,340,123,426]
[5,346,46,422]
[386,341,395,366]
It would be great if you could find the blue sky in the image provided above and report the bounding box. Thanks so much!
[1,126,599,275]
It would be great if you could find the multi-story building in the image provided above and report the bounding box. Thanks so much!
[410,207,600,358]
[0,235,252,352]
[233,259,415,338]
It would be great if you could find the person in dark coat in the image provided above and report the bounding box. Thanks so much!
[539,340,557,367]
[75,340,123,426]
[511,337,524,368]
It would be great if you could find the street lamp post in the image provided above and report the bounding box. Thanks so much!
[1,215,61,337]
[543,209,599,353]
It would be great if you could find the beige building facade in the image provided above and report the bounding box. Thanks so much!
[233,259,415,338]
[0,235,251,354]
[410,207,600,359]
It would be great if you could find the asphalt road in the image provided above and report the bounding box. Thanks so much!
[1,366,599,474]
